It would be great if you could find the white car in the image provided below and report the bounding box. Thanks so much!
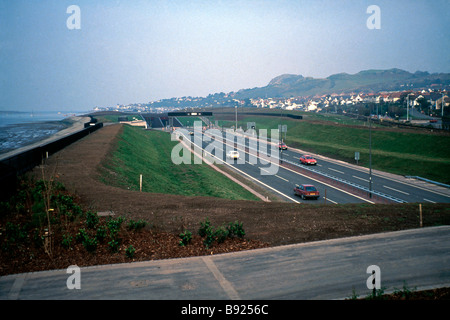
[227,150,240,160]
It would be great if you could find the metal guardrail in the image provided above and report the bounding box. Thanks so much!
[405,176,450,189]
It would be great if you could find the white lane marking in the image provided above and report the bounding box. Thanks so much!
[383,185,410,195]
[275,175,289,182]
[423,198,436,203]
[259,167,271,174]
[328,167,345,174]
[325,197,338,204]
[353,175,369,182]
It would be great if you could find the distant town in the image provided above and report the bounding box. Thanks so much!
[94,87,449,122]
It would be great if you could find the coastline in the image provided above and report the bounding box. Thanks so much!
[0,116,91,161]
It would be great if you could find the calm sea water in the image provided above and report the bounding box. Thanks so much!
[0,110,90,155]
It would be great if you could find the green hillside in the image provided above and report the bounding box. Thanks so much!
[234,69,450,98]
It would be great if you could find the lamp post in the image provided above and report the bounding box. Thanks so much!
[443,93,445,118]
[235,105,237,131]
[406,94,409,121]
[366,106,373,198]
[406,93,414,122]
[369,112,373,198]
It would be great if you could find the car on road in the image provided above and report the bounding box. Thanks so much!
[279,142,287,150]
[294,184,320,200]
[227,150,240,160]
[300,155,317,165]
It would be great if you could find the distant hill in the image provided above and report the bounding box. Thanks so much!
[233,68,450,99]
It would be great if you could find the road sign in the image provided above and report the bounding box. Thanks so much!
[278,125,287,133]
[355,151,360,165]
[168,112,213,117]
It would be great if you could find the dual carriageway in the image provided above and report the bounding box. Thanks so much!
[175,124,450,205]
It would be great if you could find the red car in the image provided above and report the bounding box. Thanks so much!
[294,184,320,200]
[279,142,287,150]
[300,155,317,165]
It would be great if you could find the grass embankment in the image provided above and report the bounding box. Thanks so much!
[220,114,450,184]
[175,116,206,127]
[100,125,260,201]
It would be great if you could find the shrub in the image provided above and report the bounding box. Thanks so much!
[76,228,88,243]
[95,226,106,242]
[2,222,28,251]
[227,221,245,238]
[62,234,73,249]
[198,218,211,237]
[72,205,83,217]
[108,238,120,253]
[198,218,246,249]
[4,222,27,244]
[82,235,97,253]
[125,245,135,259]
[365,287,387,300]
[107,217,124,238]
[53,194,75,210]
[179,230,192,246]
[127,219,147,231]
[86,211,99,229]
[203,232,215,249]
[214,226,229,244]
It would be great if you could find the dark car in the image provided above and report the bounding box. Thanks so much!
[294,184,320,200]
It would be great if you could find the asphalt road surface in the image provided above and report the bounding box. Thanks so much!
[183,129,450,204]
[1,226,449,301]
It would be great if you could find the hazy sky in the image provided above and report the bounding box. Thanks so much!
[1,0,449,111]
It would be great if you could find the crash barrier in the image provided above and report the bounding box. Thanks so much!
[215,111,303,120]
[343,112,448,132]
[0,121,103,200]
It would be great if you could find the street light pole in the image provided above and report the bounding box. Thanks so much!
[369,110,373,198]
[235,105,237,131]
[407,94,409,121]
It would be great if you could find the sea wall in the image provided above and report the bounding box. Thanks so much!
[0,121,103,199]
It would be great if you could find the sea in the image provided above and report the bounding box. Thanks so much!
[0,110,91,155]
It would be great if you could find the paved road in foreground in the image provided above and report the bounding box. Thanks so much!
[1,226,449,300]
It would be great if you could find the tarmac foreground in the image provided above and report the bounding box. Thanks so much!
[1,226,449,301]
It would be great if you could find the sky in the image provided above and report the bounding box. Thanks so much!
[0,0,449,112]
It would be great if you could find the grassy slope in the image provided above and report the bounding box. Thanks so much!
[229,114,450,184]
[175,116,206,127]
[100,125,260,201]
